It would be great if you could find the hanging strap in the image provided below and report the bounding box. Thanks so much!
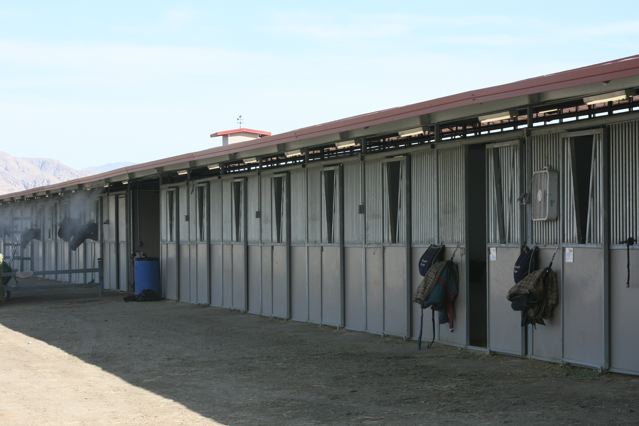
[417,307,424,350]
[427,308,436,349]
[620,237,636,288]
[547,245,560,269]
[449,245,460,262]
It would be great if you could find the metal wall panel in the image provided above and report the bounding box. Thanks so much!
[562,247,604,367]
[308,246,322,324]
[232,244,246,310]
[344,247,365,331]
[260,246,273,316]
[610,250,639,374]
[610,120,639,244]
[196,244,209,304]
[210,244,224,307]
[247,175,260,243]
[438,148,465,244]
[163,244,178,300]
[272,245,289,319]
[411,151,437,245]
[365,160,383,244]
[487,247,523,355]
[531,133,562,245]
[222,245,233,308]
[562,133,603,245]
[222,180,232,242]
[321,246,341,327]
[247,245,262,314]
[383,246,408,337]
[307,167,321,244]
[344,161,364,245]
[290,169,307,244]
[487,143,521,244]
[290,246,308,321]
[365,247,383,334]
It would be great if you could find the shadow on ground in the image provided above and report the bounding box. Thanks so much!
[1,278,638,425]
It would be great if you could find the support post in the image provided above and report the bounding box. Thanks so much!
[98,257,103,297]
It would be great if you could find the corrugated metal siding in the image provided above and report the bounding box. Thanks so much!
[438,147,465,244]
[344,161,363,245]
[531,133,562,245]
[222,180,232,242]
[247,175,260,243]
[261,176,272,243]
[487,143,521,244]
[290,169,307,244]
[307,167,321,244]
[210,180,223,242]
[411,151,437,245]
[610,120,639,245]
[562,133,603,245]
[365,159,383,244]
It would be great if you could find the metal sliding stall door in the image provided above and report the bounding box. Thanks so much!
[160,186,179,300]
[189,181,210,305]
[246,175,262,314]
[260,172,290,319]
[609,120,639,375]
[304,166,343,327]
[177,183,191,302]
[102,194,119,290]
[221,178,248,311]
[410,150,438,342]
[343,161,366,332]
[364,157,410,338]
[561,131,605,368]
[437,147,466,346]
[290,168,308,322]
[209,179,224,307]
[529,133,563,361]
[486,141,524,355]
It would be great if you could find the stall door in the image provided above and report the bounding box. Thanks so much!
[117,194,128,292]
[190,182,210,305]
[261,172,290,319]
[178,184,191,302]
[160,187,179,300]
[486,141,524,355]
[562,131,605,368]
[320,166,343,327]
[222,178,247,311]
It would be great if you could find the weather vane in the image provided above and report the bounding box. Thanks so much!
[236,115,244,128]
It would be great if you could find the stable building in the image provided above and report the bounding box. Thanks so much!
[1,55,639,375]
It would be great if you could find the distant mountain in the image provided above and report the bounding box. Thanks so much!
[80,162,136,177]
[0,152,134,196]
[0,151,82,195]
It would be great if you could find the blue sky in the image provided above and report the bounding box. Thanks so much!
[0,1,637,168]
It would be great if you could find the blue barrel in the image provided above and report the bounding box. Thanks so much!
[134,258,160,295]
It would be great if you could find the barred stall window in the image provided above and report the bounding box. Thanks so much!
[563,133,603,245]
[272,175,286,243]
[167,189,176,242]
[384,160,404,244]
[487,143,520,245]
[232,180,243,242]
[322,168,338,244]
[196,185,208,242]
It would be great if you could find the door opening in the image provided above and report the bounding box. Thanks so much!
[468,145,487,347]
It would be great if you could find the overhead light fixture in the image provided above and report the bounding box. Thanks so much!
[207,163,220,170]
[243,157,258,164]
[538,108,558,115]
[122,180,128,185]
[284,149,302,158]
[398,128,424,138]
[103,183,109,188]
[335,140,357,149]
[583,90,627,105]
[479,111,512,124]
[177,169,188,176]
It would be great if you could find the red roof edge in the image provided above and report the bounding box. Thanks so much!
[210,128,272,137]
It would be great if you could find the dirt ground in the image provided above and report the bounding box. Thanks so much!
[1,278,638,425]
